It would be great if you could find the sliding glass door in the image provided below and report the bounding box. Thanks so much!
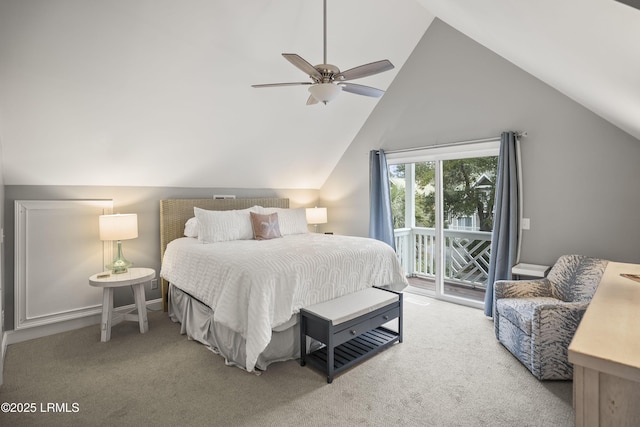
[388,142,499,308]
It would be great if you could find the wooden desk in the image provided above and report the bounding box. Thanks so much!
[568,262,640,426]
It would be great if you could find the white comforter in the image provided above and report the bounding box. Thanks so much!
[160,233,407,372]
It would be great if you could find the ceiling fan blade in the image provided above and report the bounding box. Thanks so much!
[282,54,322,80]
[340,83,385,98]
[306,94,319,106]
[252,82,312,88]
[335,59,394,81]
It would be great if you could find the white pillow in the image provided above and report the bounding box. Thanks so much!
[257,207,308,235]
[184,217,198,238]
[194,207,257,243]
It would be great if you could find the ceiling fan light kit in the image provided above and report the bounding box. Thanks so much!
[252,0,394,106]
[308,83,342,104]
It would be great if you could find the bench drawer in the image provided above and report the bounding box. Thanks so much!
[334,317,373,347]
[370,306,400,330]
[333,306,400,346]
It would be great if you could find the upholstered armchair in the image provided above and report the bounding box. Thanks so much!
[494,254,608,380]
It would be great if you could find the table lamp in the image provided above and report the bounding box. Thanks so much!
[306,207,327,233]
[99,213,138,274]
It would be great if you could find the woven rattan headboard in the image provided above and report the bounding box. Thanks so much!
[159,198,289,310]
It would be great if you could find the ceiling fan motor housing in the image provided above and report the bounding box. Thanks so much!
[313,64,341,83]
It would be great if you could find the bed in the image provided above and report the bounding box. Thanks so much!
[159,198,408,373]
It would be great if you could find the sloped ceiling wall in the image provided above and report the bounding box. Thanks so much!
[0,0,432,189]
[1,1,639,191]
[415,0,640,141]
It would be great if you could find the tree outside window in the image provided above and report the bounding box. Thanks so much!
[389,157,498,231]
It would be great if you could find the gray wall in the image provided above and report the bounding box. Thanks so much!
[320,19,640,267]
[0,147,4,339]
[3,185,319,330]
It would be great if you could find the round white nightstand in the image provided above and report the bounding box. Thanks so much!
[89,267,155,342]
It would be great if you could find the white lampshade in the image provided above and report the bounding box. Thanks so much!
[306,207,328,225]
[308,83,342,104]
[99,214,138,241]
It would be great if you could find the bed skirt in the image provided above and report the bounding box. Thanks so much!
[168,285,303,372]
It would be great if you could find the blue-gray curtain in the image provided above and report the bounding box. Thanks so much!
[369,149,396,250]
[484,131,519,317]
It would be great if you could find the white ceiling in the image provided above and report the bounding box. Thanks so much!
[0,0,432,188]
[1,0,639,189]
[416,0,640,141]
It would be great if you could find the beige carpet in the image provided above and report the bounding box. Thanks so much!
[0,293,573,426]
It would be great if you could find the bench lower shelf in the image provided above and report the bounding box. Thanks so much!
[304,327,400,382]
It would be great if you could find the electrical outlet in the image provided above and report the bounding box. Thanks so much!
[521,218,531,230]
[151,279,158,290]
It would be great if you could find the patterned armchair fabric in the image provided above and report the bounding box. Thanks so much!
[494,254,608,380]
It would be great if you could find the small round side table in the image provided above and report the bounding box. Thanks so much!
[89,267,155,342]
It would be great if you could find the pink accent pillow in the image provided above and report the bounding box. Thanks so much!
[250,212,282,240]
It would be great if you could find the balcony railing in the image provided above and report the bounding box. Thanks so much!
[395,227,492,289]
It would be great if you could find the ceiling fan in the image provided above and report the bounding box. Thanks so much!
[251,0,394,106]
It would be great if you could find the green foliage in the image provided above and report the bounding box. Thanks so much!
[443,157,497,231]
[390,157,498,231]
[390,181,405,228]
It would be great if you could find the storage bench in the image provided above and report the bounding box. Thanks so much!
[299,287,403,383]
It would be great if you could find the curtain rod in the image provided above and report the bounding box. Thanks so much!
[379,131,527,155]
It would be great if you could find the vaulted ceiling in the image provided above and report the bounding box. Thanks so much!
[417,0,640,143]
[0,1,638,189]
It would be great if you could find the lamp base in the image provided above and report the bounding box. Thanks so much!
[107,240,133,274]
[106,259,132,274]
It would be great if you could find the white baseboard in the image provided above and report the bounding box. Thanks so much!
[1,331,7,385]
[1,331,7,359]
[5,298,163,346]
